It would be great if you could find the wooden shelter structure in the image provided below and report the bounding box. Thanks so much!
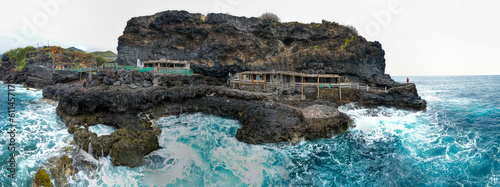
[231,71,344,100]
[141,59,190,71]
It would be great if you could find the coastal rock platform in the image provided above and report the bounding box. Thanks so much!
[42,69,427,167]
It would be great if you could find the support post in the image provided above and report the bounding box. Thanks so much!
[272,74,274,87]
[301,76,304,99]
[280,73,283,86]
[264,74,266,92]
[292,76,295,88]
[239,73,241,89]
[251,74,254,92]
[317,76,320,99]
[339,77,342,101]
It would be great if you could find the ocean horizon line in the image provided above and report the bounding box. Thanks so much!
[391,74,500,77]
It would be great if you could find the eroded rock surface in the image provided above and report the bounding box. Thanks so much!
[117,10,396,87]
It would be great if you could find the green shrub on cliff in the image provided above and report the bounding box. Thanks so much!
[15,59,28,71]
[6,46,33,72]
[93,55,108,66]
[346,25,358,35]
[260,12,280,23]
[340,36,355,50]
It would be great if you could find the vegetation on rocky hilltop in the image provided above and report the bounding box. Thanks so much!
[2,46,101,71]
[6,46,34,71]
[91,50,117,61]
[0,46,111,88]
[259,12,280,23]
[46,46,97,68]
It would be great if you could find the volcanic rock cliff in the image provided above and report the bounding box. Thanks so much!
[117,10,396,87]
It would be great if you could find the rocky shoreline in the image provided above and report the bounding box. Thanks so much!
[38,68,425,168]
[1,11,427,172]
[1,55,427,169]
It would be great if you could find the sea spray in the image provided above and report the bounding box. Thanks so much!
[0,84,71,186]
[142,114,289,186]
[88,124,116,136]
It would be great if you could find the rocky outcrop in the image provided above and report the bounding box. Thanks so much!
[46,155,78,187]
[32,154,80,187]
[94,69,155,87]
[33,168,51,187]
[117,10,396,87]
[50,82,351,144]
[42,67,430,168]
[313,83,427,110]
[46,71,353,167]
[0,52,54,88]
[52,71,81,84]
[0,46,99,89]
[359,83,427,110]
[301,105,352,141]
[70,124,161,167]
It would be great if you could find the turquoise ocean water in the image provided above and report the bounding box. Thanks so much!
[1,75,499,186]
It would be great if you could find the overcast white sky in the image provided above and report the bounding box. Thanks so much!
[1,0,499,75]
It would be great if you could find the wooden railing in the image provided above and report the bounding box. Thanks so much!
[230,79,390,92]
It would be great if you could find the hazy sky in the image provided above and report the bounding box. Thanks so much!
[1,0,499,76]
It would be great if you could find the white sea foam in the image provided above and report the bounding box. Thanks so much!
[280,102,486,185]
[73,155,144,187]
[3,79,495,186]
[71,113,288,186]
[88,124,116,136]
[142,113,287,186]
[0,86,72,187]
[340,102,490,183]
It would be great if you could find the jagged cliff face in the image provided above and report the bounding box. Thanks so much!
[117,10,395,86]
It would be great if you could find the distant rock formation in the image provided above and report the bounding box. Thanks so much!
[91,50,117,61]
[0,46,99,88]
[117,10,396,87]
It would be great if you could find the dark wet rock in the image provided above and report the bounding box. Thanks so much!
[109,127,161,167]
[46,155,78,187]
[71,122,161,168]
[301,105,353,141]
[359,83,427,110]
[52,80,351,147]
[53,71,80,84]
[1,54,9,62]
